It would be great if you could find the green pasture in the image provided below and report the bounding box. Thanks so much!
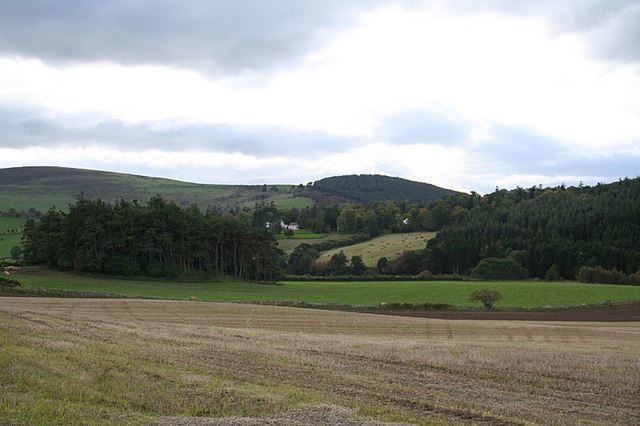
[0,217,27,259]
[239,193,314,210]
[0,168,306,212]
[317,232,437,267]
[10,267,640,308]
[273,196,315,208]
[276,230,328,239]
[0,217,27,233]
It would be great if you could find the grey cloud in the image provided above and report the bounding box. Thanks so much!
[376,109,469,145]
[476,124,570,174]
[551,153,640,181]
[584,2,640,62]
[474,123,640,183]
[0,104,360,155]
[445,0,640,64]
[0,0,386,75]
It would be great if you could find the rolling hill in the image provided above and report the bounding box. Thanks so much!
[309,174,459,204]
[0,167,459,213]
[0,166,313,213]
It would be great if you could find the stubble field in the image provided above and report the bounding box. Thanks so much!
[1,297,638,425]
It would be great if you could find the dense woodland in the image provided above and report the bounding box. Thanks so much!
[425,178,640,278]
[311,174,458,204]
[20,176,640,282]
[22,197,284,281]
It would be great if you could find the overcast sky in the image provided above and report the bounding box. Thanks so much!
[1,0,639,194]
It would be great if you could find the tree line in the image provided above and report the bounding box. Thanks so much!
[22,196,284,281]
[425,178,640,279]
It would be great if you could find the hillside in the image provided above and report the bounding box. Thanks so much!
[0,166,313,213]
[310,174,459,204]
[316,231,437,267]
[0,167,460,213]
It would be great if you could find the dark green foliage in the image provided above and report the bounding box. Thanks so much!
[327,251,348,276]
[376,257,389,273]
[428,178,640,278]
[545,264,561,281]
[0,276,21,287]
[311,174,459,204]
[469,289,503,309]
[22,196,284,281]
[286,244,319,275]
[362,211,380,237]
[576,266,635,285]
[381,251,426,275]
[10,246,21,260]
[350,255,366,276]
[337,208,358,233]
[470,258,528,280]
[283,228,294,238]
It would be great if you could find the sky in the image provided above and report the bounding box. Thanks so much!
[1,0,639,194]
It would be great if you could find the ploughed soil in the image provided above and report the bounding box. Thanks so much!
[369,303,640,322]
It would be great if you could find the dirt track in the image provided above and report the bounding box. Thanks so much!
[370,303,640,322]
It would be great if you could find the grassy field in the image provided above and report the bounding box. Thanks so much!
[1,297,638,424]
[0,217,27,259]
[0,167,310,212]
[10,267,640,308]
[276,229,328,239]
[317,232,437,267]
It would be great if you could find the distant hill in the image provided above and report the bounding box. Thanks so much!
[0,167,460,213]
[310,174,459,204]
[0,166,312,213]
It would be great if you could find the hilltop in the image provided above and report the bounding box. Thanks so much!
[309,174,459,204]
[0,167,459,213]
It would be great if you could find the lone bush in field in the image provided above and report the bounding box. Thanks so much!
[470,289,503,309]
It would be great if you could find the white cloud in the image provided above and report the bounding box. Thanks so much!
[0,1,639,193]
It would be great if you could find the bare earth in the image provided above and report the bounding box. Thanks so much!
[1,298,639,425]
[369,303,640,322]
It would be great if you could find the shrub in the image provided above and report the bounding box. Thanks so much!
[576,265,629,285]
[418,270,433,279]
[470,257,528,280]
[10,246,21,260]
[376,257,389,273]
[576,265,594,283]
[0,276,21,288]
[545,264,561,281]
[469,289,503,309]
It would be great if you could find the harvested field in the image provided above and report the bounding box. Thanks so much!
[372,303,640,322]
[1,297,639,425]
